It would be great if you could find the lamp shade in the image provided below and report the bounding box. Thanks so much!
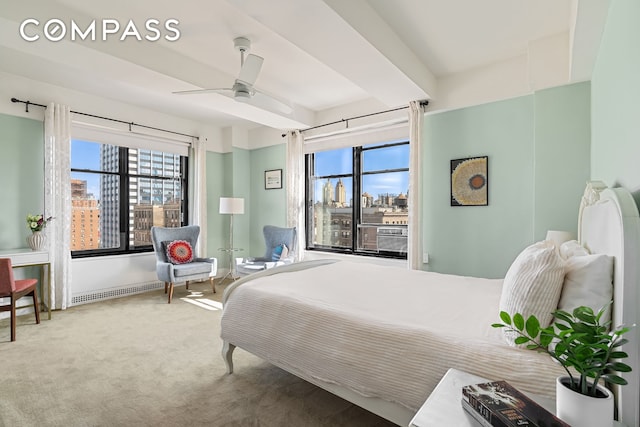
[219,197,244,215]
[545,230,574,247]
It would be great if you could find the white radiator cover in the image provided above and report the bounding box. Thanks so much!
[71,280,164,305]
[71,253,162,306]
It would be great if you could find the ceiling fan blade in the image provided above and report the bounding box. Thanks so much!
[172,88,233,95]
[173,39,290,117]
[237,54,263,86]
[248,90,293,114]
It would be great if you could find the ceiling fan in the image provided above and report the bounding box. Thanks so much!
[173,37,292,114]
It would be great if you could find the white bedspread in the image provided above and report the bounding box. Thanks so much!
[221,260,566,411]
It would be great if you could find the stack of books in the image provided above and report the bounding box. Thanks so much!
[461,380,569,427]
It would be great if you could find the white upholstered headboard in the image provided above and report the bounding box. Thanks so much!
[579,182,640,426]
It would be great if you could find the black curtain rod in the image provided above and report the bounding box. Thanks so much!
[281,100,428,138]
[10,97,199,140]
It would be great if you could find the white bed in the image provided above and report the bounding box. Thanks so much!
[220,183,640,427]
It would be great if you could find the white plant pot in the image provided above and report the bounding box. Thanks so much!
[556,376,613,427]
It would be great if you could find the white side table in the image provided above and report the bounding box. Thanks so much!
[235,258,284,277]
[218,247,243,281]
[409,369,625,427]
[409,369,555,427]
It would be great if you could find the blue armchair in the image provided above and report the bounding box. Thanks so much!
[236,226,297,277]
[150,225,218,303]
[253,225,297,263]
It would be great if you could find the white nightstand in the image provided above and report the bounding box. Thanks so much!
[409,369,625,427]
[409,368,554,427]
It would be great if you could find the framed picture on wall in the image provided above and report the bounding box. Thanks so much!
[265,169,283,189]
[450,156,488,206]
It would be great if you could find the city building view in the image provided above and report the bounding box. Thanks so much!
[70,143,183,252]
[312,178,409,254]
[70,179,100,250]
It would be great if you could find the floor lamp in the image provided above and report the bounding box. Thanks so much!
[219,197,244,281]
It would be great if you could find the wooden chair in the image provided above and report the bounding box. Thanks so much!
[0,258,40,341]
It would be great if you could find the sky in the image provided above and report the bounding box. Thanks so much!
[71,139,101,197]
[313,142,409,203]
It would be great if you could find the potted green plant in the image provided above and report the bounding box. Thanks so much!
[492,304,632,427]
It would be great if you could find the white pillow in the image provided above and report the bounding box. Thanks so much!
[558,254,613,324]
[271,243,289,261]
[280,244,289,260]
[559,240,590,260]
[499,240,566,346]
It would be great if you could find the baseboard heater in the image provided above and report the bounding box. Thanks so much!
[71,281,164,306]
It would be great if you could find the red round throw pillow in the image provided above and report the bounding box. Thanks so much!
[166,240,194,264]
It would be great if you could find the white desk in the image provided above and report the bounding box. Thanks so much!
[0,249,51,320]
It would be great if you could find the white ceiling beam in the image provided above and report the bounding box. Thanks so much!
[322,0,436,101]
[569,0,611,82]
[228,0,429,107]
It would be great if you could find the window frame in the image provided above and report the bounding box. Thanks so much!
[71,143,189,258]
[305,140,409,259]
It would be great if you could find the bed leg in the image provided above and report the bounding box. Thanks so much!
[222,341,236,374]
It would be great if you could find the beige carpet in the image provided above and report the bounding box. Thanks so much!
[0,280,395,427]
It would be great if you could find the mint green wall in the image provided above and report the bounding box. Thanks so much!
[423,83,590,278]
[0,113,44,250]
[248,144,287,257]
[591,0,640,204]
[211,145,286,261]
[207,149,251,271]
[205,151,228,259]
[232,147,251,258]
[423,96,535,278]
[534,82,591,239]
[221,152,233,197]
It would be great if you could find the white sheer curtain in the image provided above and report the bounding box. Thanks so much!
[407,100,426,270]
[286,130,305,261]
[44,103,72,309]
[189,136,207,255]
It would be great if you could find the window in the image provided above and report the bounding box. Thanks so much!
[70,139,188,257]
[306,140,409,258]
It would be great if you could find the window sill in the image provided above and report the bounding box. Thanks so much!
[303,250,407,268]
[72,249,154,261]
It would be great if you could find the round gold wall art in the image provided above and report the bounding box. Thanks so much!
[450,156,488,206]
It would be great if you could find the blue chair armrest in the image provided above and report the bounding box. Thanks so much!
[193,257,218,276]
[156,261,174,283]
[193,257,215,263]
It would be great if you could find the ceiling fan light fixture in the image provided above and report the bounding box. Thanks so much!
[233,36,251,54]
[234,91,251,102]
